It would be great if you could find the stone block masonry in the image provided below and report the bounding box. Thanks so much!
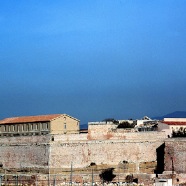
[0,132,165,176]
[0,135,50,173]
[0,132,169,185]
[49,137,165,175]
[164,138,186,174]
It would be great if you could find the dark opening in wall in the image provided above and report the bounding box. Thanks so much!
[155,143,165,174]
[90,162,96,166]
[51,136,54,141]
[0,162,3,168]
[99,168,116,183]
[123,160,128,164]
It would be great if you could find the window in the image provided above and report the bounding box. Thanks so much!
[30,124,33,130]
[4,125,7,132]
[12,125,15,132]
[35,124,38,130]
[18,125,23,132]
[64,123,66,129]
[42,123,46,130]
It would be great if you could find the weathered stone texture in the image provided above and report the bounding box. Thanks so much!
[51,133,88,142]
[0,135,50,172]
[0,132,165,176]
[165,138,186,174]
[0,135,50,144]
[49,139,164,174]
[88,125,166,140]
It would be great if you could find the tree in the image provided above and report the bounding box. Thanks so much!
[99,168,116,183]
[172,127,186,137]
[117,121,135,128]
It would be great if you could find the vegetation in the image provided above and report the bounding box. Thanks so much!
[117,121,135,128]
[99,168,116,182]
[172,127,186,137]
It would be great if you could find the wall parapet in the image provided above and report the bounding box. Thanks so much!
[88,122,116,125]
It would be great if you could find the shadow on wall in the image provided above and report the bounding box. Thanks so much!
[155,143,165,174]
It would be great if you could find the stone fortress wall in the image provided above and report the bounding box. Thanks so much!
[50,136,164,172]
[164,138,186,174]
[0,130,166,175]
[1,127,186,185]
[0,135,50,172]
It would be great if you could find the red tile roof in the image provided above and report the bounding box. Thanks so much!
[162,121,186,126]
[0,114,62,124]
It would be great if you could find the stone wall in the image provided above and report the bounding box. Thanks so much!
[51,131,167,141]
[51,133,87,142]
[0,135,50,173]
[49,138,164,175]
[0,132,166,177]
[0,135,50,144]
[2,133,186,185]
[88,129,167,141]
[164,138,186,174]
[88,122,167,140]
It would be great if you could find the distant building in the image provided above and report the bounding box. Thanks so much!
[134,116,154,126]
[158,118,186,136]
[0,114,80,137]
[132,116,158,132]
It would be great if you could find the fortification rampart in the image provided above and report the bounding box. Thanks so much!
[51,131,166,141]
[0,135,50,144]
[0,132,166,176]
[0,135,50,173]
[87,122,167,140]
[50,138,164,173]
[164,138,186,174]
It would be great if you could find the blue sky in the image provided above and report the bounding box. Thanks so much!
[0,0,186,124]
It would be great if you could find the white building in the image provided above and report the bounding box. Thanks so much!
[158,118,186,137]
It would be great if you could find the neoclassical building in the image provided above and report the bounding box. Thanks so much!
[0,114,80,137]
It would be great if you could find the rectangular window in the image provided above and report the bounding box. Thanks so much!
[4,125,7,132]
[12,125,15,131]
[21,125,24,131]
[35,124,38,130]
[31,124,33,130]
[64,123,66,129]
[18,125,23,132]
[42,123,45,130]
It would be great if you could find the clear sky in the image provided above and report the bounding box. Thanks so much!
[0,0,186,124]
